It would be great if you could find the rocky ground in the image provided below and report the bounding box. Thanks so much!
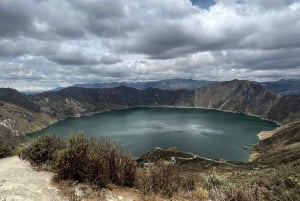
[0,156,65,201]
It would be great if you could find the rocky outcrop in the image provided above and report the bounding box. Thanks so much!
[194,80,300,123]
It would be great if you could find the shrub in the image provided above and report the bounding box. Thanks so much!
[55,133,89,181]
[0,138,12,158]
[115,151,136,187]
[193,187,209,201]
[204,172,228,190]
[18,134,64,165]
[20,132,137,188]
[85,138,110,187]
[54,134,137,188]
[136,162,196,197]
[98,140,136,187]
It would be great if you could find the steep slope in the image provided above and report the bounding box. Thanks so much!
[252,121,300,165]
[194,80,300,123]
[0,88,53,137]
[32,86,195,120]
[0,88,39,112]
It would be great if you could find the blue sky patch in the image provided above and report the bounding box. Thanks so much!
[190,0,215,9]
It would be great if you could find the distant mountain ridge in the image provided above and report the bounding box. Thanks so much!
[72,79,300,95]
[73,79,213,91]
[1,79,300,137]
[21,79,299,95]
[261,79,300,95]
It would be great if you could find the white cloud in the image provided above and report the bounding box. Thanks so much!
[0,0,299,90]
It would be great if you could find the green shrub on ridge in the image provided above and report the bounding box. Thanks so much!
[18,134,64,165]
[0,137,12,158]
[19,132,137,188]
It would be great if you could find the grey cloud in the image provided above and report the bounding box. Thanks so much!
[70,0,125,19]
[48,51,100,66]
[114,2,300,59]
[68,0,138,38]
[220,48,300,70]
[60,65,133,82]
[100,55,122,65]
[49,54,122,66]
[120,23,198,59]
[0,62,45,81]
[0,0,86,40]
[0,0,300,90]
[0,0,33,38]
[0,38,58,57]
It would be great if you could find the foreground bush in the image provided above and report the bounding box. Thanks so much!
[0,138,12,158]
[55,134,136,187]
[19,132,136,188]
[18,134,65,165]
[55,134,89,181]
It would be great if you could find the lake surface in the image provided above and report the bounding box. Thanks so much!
[29,107,277,161]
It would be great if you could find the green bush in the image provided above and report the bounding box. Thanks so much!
[98,139,136,187]
[19,132,137,188]
[85,138,110,187]
[0,138,12,158]
[18,134,65,165]
[55,135,137,188]
[55,133,89,181]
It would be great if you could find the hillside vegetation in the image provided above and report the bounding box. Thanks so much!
[18,124,300,201]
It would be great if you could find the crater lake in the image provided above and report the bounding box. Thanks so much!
[29,107,277,161]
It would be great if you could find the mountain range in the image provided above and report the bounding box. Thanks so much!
[22,79,300,95]
[1,79,300,138]
[73,79,213,91]
[261,79,300,95]
[68,79,300,95]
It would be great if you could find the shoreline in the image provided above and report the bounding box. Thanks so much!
[26,105,279,163]
[148,105,280,126]
[25,105,279,138]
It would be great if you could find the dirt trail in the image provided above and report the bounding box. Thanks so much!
[0,156,142,201]
[0,156,65,201]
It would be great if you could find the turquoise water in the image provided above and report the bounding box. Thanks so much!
[29,107,277,161]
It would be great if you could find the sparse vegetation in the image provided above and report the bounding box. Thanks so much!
[0,137,12,158]
[18,129,300,201]
[18,134,64,165]
[136,162,200,198]
[19,132,136,188]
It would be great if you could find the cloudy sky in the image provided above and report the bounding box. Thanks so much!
[0,0,300,91]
